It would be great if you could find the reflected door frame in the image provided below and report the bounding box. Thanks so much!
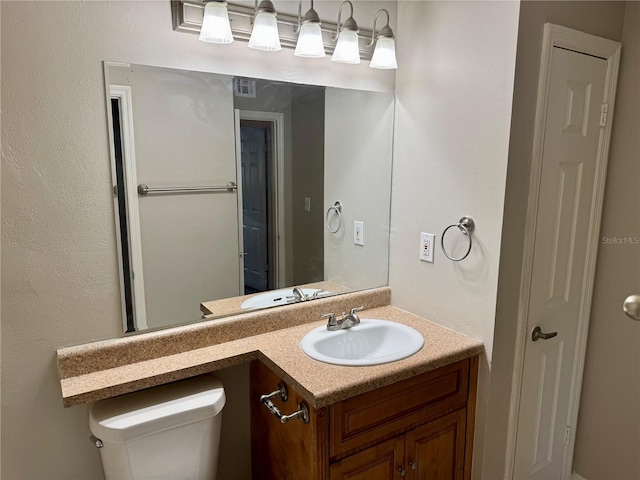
[108,84,148,332]
[505,24,621,479]
[234,110,286,293]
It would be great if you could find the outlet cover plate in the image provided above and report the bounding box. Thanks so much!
[420,232,435,262]
[354,221,364,246]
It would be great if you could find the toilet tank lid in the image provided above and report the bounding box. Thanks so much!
[89,374,225,443]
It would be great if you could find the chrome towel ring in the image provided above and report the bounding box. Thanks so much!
[441,216,475,262]
[326,201,342,234]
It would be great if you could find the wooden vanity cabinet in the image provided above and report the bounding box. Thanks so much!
[250,356,478,480]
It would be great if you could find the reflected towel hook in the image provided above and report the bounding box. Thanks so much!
[441,216,475,262]
[326,201,342,234]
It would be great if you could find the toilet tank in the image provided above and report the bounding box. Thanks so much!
[89,374,226,480]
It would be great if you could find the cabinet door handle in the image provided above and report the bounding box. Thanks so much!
[398,467,407,477]
[409,461,418,470]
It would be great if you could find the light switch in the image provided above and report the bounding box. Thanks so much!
[420,232,435,262]
[354,221,364,246]
[304,197,311,212]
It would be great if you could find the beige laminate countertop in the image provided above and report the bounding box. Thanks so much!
[256,306,483,407]
[58,290,483,409]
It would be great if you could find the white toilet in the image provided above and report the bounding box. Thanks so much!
[89,374,226,480]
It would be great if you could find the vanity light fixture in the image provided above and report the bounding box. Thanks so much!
[368,9,398,70]
[294,0,325,58]
[174,0,398,67]
[331,1,360,64]
[199,0,234,44]
[248,0,282,51]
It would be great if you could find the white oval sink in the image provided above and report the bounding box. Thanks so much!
[300,319,424,366]
[241,288,324,309]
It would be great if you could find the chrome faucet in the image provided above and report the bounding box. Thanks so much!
[290,287,308,302]
[288,288,327,303]
[322,306,364,331]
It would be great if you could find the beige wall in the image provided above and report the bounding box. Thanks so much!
[483,2,627,478]
[0,1,394,478]
[572,2,640,478]
[391,0,519,363]
[391,1,520,476]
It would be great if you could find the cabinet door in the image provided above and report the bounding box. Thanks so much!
[405,409,467,480]
[330,436,405,480]
[331,360,469,459]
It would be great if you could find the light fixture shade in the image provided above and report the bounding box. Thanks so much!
[370,36,397,69]
[199,2,234,44]
[294,23,326,58]
[248,12,281,51]
[331,30,360,64]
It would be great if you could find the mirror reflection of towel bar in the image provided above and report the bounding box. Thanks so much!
[137,182,237,195]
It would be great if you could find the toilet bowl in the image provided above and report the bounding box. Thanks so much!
[89,374,225,480]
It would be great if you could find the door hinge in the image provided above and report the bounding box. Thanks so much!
[599,103,609,127]
[564,425,571,445]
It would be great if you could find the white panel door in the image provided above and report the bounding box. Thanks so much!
[513,47,608,479]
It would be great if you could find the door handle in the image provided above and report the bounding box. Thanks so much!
[532,326,558,341]
[623,295,640,321]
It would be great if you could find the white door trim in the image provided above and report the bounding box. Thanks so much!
[108,85,148,331]
[234,110,286,289]
[505,23,620,479]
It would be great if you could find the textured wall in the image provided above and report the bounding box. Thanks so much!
[391,0,519,361]
[0,1,394,478]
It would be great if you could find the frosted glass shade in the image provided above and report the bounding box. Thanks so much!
[248,12,281,51]
[370,37,398,69]
[331,30,360,64]
[294,23,326,58]
[199,2,234,44]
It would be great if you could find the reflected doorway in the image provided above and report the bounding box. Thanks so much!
[240,120,273,293]
[235,111,285,295]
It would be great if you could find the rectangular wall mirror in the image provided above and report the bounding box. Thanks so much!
[105,63,394,333]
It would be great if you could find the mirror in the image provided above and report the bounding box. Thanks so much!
[105,63,394,333]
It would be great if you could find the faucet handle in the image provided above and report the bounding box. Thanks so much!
[321,313,337,325]
[350,305,364,314]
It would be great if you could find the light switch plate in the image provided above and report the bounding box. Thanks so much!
[420,232,435,262]
[354,221,364,246]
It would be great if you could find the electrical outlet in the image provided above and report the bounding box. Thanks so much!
[354,221,364,246]
[304,197,311,212]
[420,232,435,262]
